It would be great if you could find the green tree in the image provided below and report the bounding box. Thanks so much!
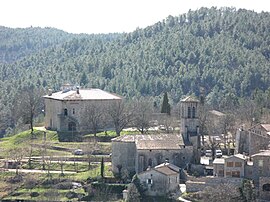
[161,92,171,115]
[100,157,104,178]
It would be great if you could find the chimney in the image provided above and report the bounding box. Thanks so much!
[76,86,80,94]
[48,89,53,96]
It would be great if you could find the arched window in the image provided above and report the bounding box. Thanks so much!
[263,184,270,191]
[68,122,76,131]
[192,106,196,118]
[188,107,191,118]
[64,108,68,116]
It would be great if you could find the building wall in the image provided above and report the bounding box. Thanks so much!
[213,163,224,177]
[224,157,245,178]
[253,155,270,185]
[44,99,62,130]
[135,147,193,173]
[111,141,137,175]
[259,177,270,201]
[235,128,249,155]
[138,169,179,196]
[186,176,243,193]
[249,131,269,155]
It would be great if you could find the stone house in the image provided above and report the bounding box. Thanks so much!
[235,123,270,155]
[251,150,270,185]
[251,150,270,200]
[138,163,180,196]
[111,134,193,175]
[224,154,247,178]
[212,158,224,177]
[43,85,122,139]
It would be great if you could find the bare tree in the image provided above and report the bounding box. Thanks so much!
[13,86,44,137]
[237,99,261,127]
[220,113,236,152]
[82,140,100,170]
[57,156,67,176]
[107,100,134,136]
[81,103,105,137]
[9,147,28,175]
[132,98,153,134]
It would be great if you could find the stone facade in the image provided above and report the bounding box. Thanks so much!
[111,134,193,175]
[252,150,270,186]
[235,124,270,156]
[213,158,224,177]
[224,154,247,178]
[259,177,270,201]
[138,163,180,196]
[43,86,122,136]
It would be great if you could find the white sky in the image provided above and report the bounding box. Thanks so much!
[0,0,269,34]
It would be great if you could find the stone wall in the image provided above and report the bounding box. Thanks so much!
[259,177,270,201]
[186,176,243,193]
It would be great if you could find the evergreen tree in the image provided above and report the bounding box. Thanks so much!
[100,157,104,178]
[161,92,171,115]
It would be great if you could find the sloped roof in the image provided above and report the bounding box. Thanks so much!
[181,96,199,103]
[261,124,270,132]
[209,110,226,117]
[155,162,180,172]
[112,134,185,150]
[155,165,179,176]
[213,158,225,164]
[252,150,270,157]
[226,153,247,161]
[43,88,122,101]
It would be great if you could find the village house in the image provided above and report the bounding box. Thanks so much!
[235,123,270,155]
[43,84,122,140]
[138,162,180,196]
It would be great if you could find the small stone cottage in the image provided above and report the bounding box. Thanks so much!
[138,163,180,196]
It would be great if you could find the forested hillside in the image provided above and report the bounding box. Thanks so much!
[0,7,269,133]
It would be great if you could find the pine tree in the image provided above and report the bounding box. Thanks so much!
[161,92,171,115]
[100,157,104,178]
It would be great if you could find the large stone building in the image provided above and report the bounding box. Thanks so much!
[111,96,201,175]
[111,134,193,175]
[43,85,122,140]
[235,123,270,155]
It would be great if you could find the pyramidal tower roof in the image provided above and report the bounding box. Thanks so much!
[181,96,199,102]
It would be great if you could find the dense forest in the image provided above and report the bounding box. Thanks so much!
[0,7,269,133]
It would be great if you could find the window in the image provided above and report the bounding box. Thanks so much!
[188,107,191,118]
[259,160,263,167]
[232,171,240,178]
[73,108,75,114]
[235,162,242,167]
[148,158,153,167]
[64,108,68,116]
[147,179,152,185]
[227,162,233,167]
[263,184,270,191]
[192,107,196,118]
[226,171,231,177]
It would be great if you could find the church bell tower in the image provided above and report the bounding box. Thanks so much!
[180,96,201,163]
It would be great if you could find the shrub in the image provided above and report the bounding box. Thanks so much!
[54,182,73,190]
[30,192,39,197]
